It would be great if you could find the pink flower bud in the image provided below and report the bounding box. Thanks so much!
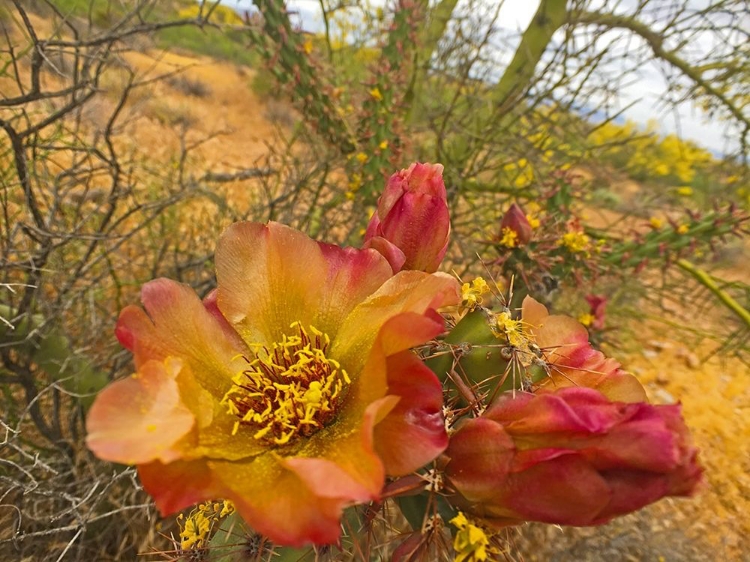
[585,294,608,330]
[500,203,533,246]
[444,388,703,528]
[364,163,450,273]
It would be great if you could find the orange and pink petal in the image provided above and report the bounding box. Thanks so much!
[139,458,223,516]
[115,278,244,399]
[332,270,460,380]
[521,296,647,402]
[373,350,449,476]
[215,221,392,345]
[209,452,361,547]
[85,357,194,465]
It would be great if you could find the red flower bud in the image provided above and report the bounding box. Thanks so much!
[364,163,450,273]
[444,388,703,528]
[500,203,533,246]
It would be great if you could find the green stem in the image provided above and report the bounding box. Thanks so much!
[676,259,750,330]
[491,0,569,112]
[406,0,460,119]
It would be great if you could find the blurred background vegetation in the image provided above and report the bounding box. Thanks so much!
[1,0,748,559]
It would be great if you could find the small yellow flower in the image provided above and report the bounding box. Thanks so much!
[649,217,664,229]
[345,191,356,201]
[451,512,490,562]
[369,87,383,101]
[302,38,314,54]
[578,313,595,327]
[526,214,540,229]
[526,202,541,213]
[499,227,519,248]
[461,277,490,309]
[348,173,362,192]
[495,311,527,349]
[355,152,368,164]
[676,224,689,234]
[379,140,389,150]
[178,500,235,551]
[676,186,693,197]
[558,231,591,253]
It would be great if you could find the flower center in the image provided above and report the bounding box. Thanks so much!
[222,322,350,446]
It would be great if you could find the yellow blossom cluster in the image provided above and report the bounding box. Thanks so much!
[587,120,713,185]
[451,512,494,562]
[177,4,244,24]
[558,230,591,253]
[503,158,534,188]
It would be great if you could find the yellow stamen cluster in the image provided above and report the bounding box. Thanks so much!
[558,230,591,253]
[178,500,235,551]
[222,322,350,446]
[450,512,491,562]
[499,227,519,248]
[461,277,490,310]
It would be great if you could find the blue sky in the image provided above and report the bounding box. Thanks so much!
[224,0,739,155]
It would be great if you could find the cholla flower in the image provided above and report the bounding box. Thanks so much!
[87,221,460,547]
